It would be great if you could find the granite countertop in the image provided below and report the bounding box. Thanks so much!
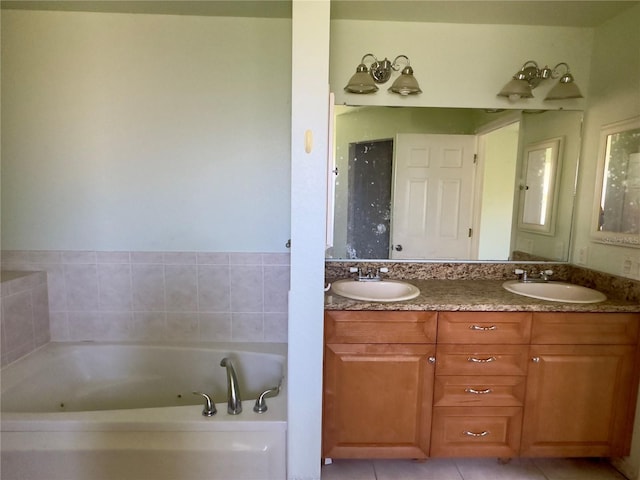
[324,279,640,313]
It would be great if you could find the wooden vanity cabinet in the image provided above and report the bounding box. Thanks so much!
[521,312,640,457]
[322,311,437,459]
[323,309,640,460]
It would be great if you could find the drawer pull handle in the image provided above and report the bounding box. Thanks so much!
[467,356,496,363]
[469,325,497,331]
[465,387,492,395]
[463,430,489,437]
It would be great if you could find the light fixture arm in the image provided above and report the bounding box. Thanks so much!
[391,55,410,72]
[360,54,414,84]
[550,62,574,82]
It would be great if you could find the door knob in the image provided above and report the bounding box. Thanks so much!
[394,244,403,251]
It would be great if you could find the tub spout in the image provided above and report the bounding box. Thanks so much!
[220,357,242,415]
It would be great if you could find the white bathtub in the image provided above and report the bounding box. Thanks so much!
[1,342,287,480]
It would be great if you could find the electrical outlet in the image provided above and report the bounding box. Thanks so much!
[554,241,565,260]
[622,256,640,279]
[576,246,588,265]
[622,257,633,276]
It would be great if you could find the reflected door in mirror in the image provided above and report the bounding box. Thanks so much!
[346,140,393,258]
[392,134,476,259]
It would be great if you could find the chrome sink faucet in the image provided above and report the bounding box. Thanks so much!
[349,266,389,282]
[515,268,554,283]
[220,357,242,414]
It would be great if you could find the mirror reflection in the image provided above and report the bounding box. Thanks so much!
[518,137,562,234]
[326,106,583,262]
[592,116,640,246]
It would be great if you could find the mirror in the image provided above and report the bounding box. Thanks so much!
[592,116,640,247]
[326,106,583,262]
[518,137,562,235]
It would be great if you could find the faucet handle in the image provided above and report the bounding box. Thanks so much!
[253,384,281,414]
[514,268,525,275]
[192,391,217,417]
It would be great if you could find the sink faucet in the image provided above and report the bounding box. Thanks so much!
[220,357,242,414]
[349,266,389,282]
[515,268,553,283]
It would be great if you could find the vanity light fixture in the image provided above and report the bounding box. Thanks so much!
[497,60,583,101]
[344,54,422,96]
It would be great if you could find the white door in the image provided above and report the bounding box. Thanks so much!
[391,133,477,259]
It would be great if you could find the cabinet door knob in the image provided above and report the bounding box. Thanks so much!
[428,356,436,364]
[467,356,496,363]
[469,325,497,331]
[532,357,540,363]
[463,430,489,437]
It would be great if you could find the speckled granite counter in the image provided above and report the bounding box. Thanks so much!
[325,279,640,313]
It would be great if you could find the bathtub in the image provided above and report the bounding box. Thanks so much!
[1,341,287,480]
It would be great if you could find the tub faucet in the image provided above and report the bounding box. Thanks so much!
[220,357,242,415]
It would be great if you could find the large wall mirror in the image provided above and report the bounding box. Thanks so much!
[326,106,583,262]
[592,116,640,247]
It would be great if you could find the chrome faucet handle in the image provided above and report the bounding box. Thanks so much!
[514,268,526,280]
[192,391,217,417]
[540,269,554,280]
[253,384,281,414]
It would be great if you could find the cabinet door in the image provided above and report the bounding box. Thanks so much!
[323,343,435,459]
[521,344,637,457]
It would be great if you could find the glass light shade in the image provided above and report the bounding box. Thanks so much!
[497,78,534,100]
[344,64,378,94]
[545,74,583,100]
[388,66,422,96]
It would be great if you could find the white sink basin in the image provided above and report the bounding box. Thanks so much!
[330,279,420,302]
[502,280,607,304]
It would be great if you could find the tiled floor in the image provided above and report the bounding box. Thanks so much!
[321,458,628,480]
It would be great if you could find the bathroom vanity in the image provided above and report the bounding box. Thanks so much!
[322,279,640,461]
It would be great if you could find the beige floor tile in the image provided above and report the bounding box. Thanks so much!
[455,457,547,480]
[533,458,627,480]
[321,459,376,480]
[374,458,463,480]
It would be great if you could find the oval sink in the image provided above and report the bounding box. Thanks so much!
[502,280,606,304]
[330,279,420,302]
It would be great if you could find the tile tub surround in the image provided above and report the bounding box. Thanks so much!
[1,251,289,344]
[325,261,640,304]
[1,271,50,366]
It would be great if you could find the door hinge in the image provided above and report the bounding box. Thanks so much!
[473,153,478,164]
[468,228,473,237]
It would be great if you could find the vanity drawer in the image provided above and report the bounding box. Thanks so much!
[438,312,532,344]
[325,311,437,344]
[434,375,525,407]
[430,407,522,457]
[436,345,529,376]
[531,312,640,345]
